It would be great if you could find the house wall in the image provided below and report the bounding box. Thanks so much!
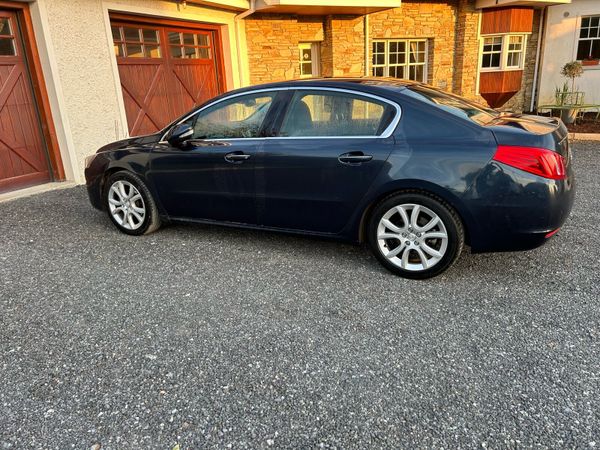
[28,0,246,183]
[538,0,600,107]
[245,0,483,100]
[369,0,458,91]
[322,15,365,77]
[244,13,366,82]
[17,0,553,186]
[453,0,481,100]
[244,14,325,83]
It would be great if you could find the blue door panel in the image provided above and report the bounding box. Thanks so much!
[147,141,259,224]
[256,137,394,233]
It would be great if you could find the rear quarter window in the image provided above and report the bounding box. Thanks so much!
[402,86,498,126]
[397,106,469,140]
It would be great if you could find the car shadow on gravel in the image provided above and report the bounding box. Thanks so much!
[87,195,567,283]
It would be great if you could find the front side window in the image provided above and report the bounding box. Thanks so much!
[577,16,600,60]
[480,34,527,71]
[279,90,395,137]
[189,92,276,139]
[371,39,427,82]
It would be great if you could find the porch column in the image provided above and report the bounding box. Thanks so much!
[453,0,480,99]
[321,15,365,77]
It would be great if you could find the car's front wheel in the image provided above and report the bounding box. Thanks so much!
[367,192,464,279]
[104,171,161,235]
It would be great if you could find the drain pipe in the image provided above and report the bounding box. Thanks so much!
[530,6,547,112]
[364,13,370,76]
[235,0,256,87]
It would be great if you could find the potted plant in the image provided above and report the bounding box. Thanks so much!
[558,61,584,124]
[582,57,600,66]
[554,82,569,107]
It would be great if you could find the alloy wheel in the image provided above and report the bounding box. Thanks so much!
[376,203,449,271]
[107,180,146,231]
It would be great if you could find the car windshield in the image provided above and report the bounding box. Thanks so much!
[403,85,499,125]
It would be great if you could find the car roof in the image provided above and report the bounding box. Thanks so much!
[229,77,418,95]
[161,77,420,133]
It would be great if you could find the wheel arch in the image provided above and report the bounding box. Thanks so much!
[357,180,476,246]
[99,158,151,202]
[99,165,132,205]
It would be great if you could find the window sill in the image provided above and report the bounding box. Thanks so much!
[582,61,600,69]
[480,68,524,73]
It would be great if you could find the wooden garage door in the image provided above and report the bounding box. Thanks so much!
[0,10,51,193]
[111,18,224,136]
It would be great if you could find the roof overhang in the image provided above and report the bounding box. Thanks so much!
[185,0,250,11]
[476,0,571,8]
[254,0,402,15]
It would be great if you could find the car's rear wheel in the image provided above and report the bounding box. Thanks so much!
[367,192,464,279]
[104,171,160,236]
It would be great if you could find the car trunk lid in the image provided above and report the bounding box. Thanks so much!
[485,113,571,166]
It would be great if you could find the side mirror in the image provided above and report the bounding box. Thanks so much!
[167,123,194,148]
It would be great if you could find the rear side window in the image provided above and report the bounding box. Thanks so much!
[403,86,498,125]
[279,90,396,137]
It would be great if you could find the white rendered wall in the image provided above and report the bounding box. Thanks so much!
[538,0,600,107]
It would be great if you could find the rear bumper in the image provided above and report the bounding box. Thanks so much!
[466,162,575,253]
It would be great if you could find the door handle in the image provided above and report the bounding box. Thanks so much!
[224,152,251,163]
[338,152,373,164]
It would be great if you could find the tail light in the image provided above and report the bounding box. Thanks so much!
[493,145,566,180]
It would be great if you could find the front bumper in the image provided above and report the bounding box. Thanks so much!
[86,177,103,211]
[84,155,106,211]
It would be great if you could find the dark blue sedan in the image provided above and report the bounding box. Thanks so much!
[85,78,575,279]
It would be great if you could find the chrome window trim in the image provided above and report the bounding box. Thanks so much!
[159,86,402,143]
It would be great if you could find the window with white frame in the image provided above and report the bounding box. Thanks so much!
[506,35,524,68]
[480,34,527,71]
[577,16,600,61]
[299,42,320,78]
[481,36,503,69]
[372,39,428,82]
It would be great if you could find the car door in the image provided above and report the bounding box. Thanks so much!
[147,91,279,224]
[256,88,399,234]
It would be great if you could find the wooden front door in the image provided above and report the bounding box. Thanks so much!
[0,10,51,193]
[111,18,224,136]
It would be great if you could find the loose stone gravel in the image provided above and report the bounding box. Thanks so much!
[0,141,599,449]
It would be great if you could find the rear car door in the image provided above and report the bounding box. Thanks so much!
[256,88,399,234]
[147,91,278,224]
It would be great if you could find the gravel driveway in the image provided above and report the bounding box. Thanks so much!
[1,141,599,449]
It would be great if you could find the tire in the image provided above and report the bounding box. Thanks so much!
[104,171,161,236]
[367,191,464,279]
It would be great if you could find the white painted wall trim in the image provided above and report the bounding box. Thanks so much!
[29,0,80,183]
[475,10,482,96]
[101,3,130,140]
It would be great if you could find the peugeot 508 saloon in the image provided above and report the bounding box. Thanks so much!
[85,78,575,279]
